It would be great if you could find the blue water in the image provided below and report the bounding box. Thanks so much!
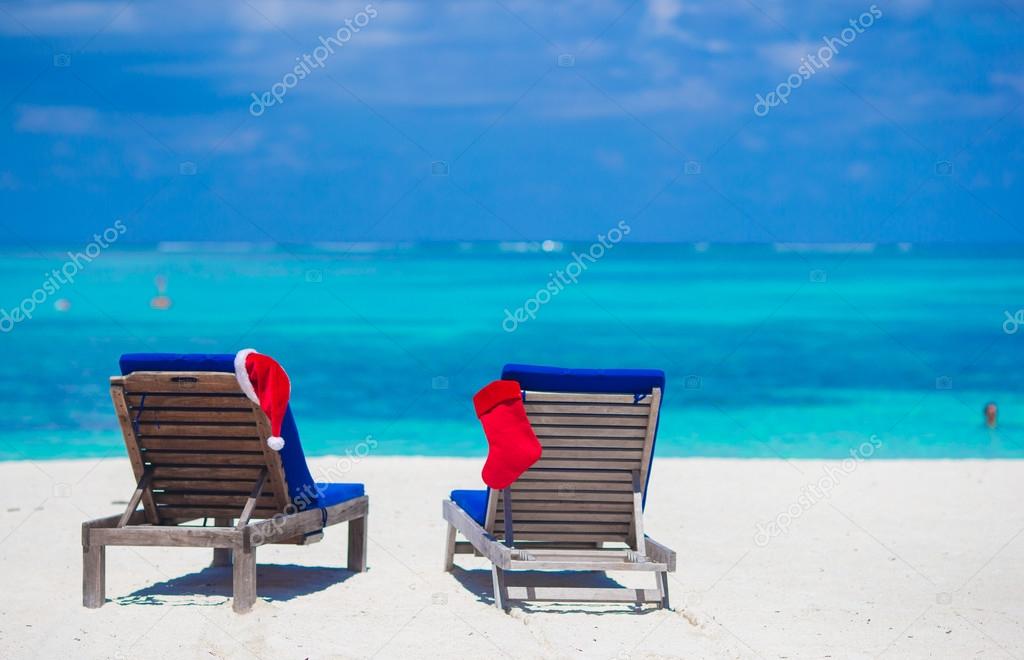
[2,243,1022,460]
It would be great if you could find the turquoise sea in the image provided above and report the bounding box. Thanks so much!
[2,243,1022,461]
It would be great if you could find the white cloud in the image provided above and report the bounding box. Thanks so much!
[645,0,731,53]
[201,128,265,155]
[0,171,21,191]
[884,0,932,20]
[594,148,625,171]
[738,133,767,152]
[0,0,416,37]
[897,88,1017,120]
[991,72,1024,96]
[845,161,872,182]
[542,76,722,119]
[15,105,100,135]
[227,0,400,32]
[759,40,818,71]
[758,40,855,75]
[649,0,684,30]
[0,1,141,36]
[620,77,723,112]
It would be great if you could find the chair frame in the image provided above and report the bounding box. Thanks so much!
[82,371,369,613]
[443,387,676,611]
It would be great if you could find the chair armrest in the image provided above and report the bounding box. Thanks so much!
[644,535,676,571]
[443,499,513,568]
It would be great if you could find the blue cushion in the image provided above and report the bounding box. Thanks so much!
[315,482,365,508]
[120,353,237,374]
[450,489,488,525]
[502,364,665,395]
[119,353,361,511]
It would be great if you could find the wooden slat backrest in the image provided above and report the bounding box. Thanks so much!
[110,372,291,524]
[484,387,662,546]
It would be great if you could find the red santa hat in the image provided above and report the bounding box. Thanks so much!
[234,349,290,451]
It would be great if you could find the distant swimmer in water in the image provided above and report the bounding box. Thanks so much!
[984,402,998,429]
[150,275,172,310]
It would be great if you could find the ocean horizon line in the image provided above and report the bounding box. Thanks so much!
[4,240,1024,256]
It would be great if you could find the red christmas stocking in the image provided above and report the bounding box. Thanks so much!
[474,380,542,489]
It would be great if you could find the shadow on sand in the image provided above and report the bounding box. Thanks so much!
[115,563,356,607]
[449,567,661,615]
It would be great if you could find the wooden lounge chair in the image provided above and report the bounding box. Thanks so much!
[442,365,676,611]
[82,353,369,613]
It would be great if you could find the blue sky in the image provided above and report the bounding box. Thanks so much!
[0,0,1021,244]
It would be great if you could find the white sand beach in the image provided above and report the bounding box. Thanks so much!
[1,456,1021,659]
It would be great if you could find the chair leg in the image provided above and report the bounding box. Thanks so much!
[443,522,457,572]
[656,571,671,609]
[232,547,257,613]
[83,544,106,608]
[491,566,510,613]
[211,518,232,566]
[347,515,368,572]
